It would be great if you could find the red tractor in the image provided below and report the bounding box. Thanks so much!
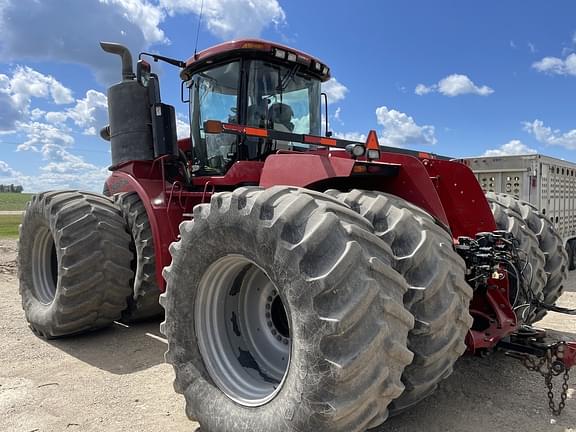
[18,39,576,431]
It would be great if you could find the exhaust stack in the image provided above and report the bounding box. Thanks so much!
[100,41,154,166]
[100,42,135,81]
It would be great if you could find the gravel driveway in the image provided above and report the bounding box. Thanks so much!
[1,239,574,432]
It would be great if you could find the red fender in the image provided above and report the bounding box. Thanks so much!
[420,158,496,238]
[104,162,189,292]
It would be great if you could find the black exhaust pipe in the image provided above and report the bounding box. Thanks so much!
[100,41,154,166]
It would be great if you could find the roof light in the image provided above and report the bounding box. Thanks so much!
[314,61,322,71]
[242,42,269,50]
[322,66,329,75]
[346,143,365,158]
[297,55,311,66]
[287,52,297,62]
[274,48,286,59]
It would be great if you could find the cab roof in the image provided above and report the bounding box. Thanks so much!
[181,39,331,82]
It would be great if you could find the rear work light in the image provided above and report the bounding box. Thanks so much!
[346,143,365,158]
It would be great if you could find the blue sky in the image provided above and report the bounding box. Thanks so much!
[1,0,576,191]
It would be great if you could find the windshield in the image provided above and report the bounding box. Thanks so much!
[189,61,240,174]
[188,58,323,175]
[246,60,321,136]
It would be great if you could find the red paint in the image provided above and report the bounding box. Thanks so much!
[466,274,517,353]
[564,342,576,369]
[260,153,355,187]
[377,153,450,227]
[105,162,205,291]
[195,161,264,186]
[420,158,496,238]
[184,39,328,79]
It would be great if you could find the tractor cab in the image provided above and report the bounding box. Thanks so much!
[180,40,331,175]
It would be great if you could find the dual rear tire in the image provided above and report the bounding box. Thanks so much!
[161,187,416,432]
[161,186,473,431]
[326,189,473,414]
[18,191,134,338]
[485,192,568,323]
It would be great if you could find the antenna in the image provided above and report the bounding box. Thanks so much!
[194,0,205,59]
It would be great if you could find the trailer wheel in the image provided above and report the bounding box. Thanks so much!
[115,192,163,321]
[18,191,133,338]
[486,192,567,322]
[161,186,414,432]
[326,189,473,415]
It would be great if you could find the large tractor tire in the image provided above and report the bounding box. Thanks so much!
[18,191,133,338]
[326,189,473,415]
[161,186,415,432]
[486,192,567,323]
[115,192,163,321]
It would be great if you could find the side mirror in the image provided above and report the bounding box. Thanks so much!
[136,59,151,87]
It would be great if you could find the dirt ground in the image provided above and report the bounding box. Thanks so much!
[1,238,574,432]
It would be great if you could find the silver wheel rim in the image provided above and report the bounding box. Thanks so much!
[195,255,291,406]
[31,226,58,305]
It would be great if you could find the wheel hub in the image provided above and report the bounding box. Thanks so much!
[195,255,291,407]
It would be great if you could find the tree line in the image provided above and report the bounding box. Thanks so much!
[0,184,24,193]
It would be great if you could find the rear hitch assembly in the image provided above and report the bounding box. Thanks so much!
[499,327,575,415]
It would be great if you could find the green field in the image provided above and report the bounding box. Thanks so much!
[0,214,21,238]
[0,193,33,211]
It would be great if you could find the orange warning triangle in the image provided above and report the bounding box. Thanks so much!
[365,130,380,150]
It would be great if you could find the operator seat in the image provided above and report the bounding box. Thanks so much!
[268,103,294,151]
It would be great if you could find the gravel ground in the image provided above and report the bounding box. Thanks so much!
[1,238,575,432]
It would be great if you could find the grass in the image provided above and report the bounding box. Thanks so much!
[0,214,21,238]
[0,193,33,211]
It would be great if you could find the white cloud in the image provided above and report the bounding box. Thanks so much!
[376,106,436,147]
[8,66,72,106]
[29,108,46,121]
[334,106,436,148]
[415,74,494,97]
[0,160,21,178]
[0,0,166,84]
[160,0,286,39]
[66,90,109,133]
[99,0,167,45]
[523,119,576,150]
[528,42,537,54]
[333,131,367,142]
[45,112,69,124]
[0,66,74,130]
[0,0,289,85]
[532,53,576,76]
[0,154,108,193]
[322,78,348,104]
[415,83,434,95]
[483,140,537,157]
[176,114,190,139]
[15,121,75,152]
[334,107,342,123]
